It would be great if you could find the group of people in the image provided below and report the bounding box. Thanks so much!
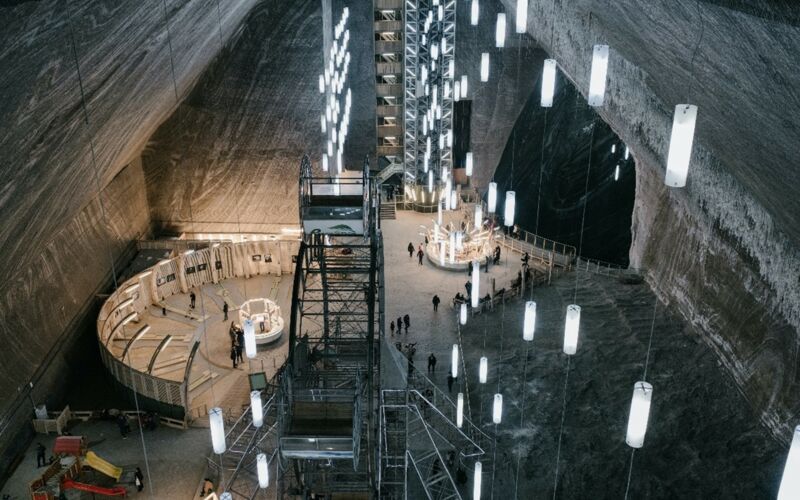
[229,321,245,368]
[407,241,425,265]
[390,313,411,336]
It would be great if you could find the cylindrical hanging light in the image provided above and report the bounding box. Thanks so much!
[461,75,468,97]
[457,392,464,428]
[449,231,456,264]
[209,407,226,454]
[614,165,620,181]
[450,189,458,210]
[471,0,479,26]
[449,59,455,78]
[456,230,464,250]
[320,114,327,133]
[460,302,468,325]
[439,240,446,266]
[318,74,325,93]
[428,170,434,192]
[779,426,800,500]
[257,453,269,488]
[471,259,480,308]
[244,319,256,359]
[664,104,697,188]
[492,394,503,424]
[465,152,474,176]
[474,204,482,228]
[624,146,630,160]
[480,53,490,82]
[451,344,459,378]
[473,461,483,500]
[625,381,653,449]
[437,200,443,225]
[541,59,557,107]
[454,81,461,102]
[487,182,497,213]
[479,356,488,383]
[563,304,581,355]
[516,0,528,33]
[495,14,506,48]
[504,191,515,227]
[588,44,610,107]
[251,391,263,428]
[523,301,536,341]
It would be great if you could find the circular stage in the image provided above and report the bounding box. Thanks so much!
[238,298,284,344]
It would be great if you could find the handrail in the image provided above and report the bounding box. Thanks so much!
[407,404,463,499]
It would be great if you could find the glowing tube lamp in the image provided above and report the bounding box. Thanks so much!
[209,407,226,454]
[495,14,506,48]
[318,74,325,93]
[320,115,326,133]
[322,154,328,172]
[466,152,474,176]
[460,302,468,325]
[625,146,630,160]
[251,391,263,427]
[428,170,434,192]
[471,259,480,308]
[461,75,468,97]
[516,0,528,33]
[471,0,479,26]
[439,241,445,266]
[625,381,653,448]
[455,81,461,101]
[449,231,456,264]
[523,301,536,341]
[615,165,620,181]
[588,44,609,107]
[457,392,464,428]
[778,426,800,500]
[473,461,483,500]
[563,304,581,355]
[452,344,459,378]
[665,104,697,188]
[541,59,557,107]
[492,394,503,424]
[474,205,483,228]
[257,453,269,488]
[244,319,256,359]
[479,356,488,383]
[480,53,490,81]
[504,191,515,227]
[487,182,497,213]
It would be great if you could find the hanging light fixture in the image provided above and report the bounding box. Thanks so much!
[318,74,325,93]
[449,231,456,263]
[474,204,482,228]
[480,53,490,81]
[624,146,630,160]
[465,152,474,176]
[492,394,503,424]
[588,44,609,107]
[614,165,620,181]
[257,453,269,488]
[625,381,653,448]
[516,0,528,33]
[460,303,468,325]
[479,356,488,383]
[244,319,256,359]
[664,104,697,188]
[455,81,461,102]
[487,182,497,213]
[449,59,455,78]
[428,170,434,192]
[495,14,506,48]
[461,75,468,97]
[471,0,479,26]
[611,144,616,154]
[473,461,483,500]
[251,391,263,427]
[320,115,327,133]
[504,191,515,226]
[209,407,226,454]
[471,259,480,308]
[451,344,459,378]
[523,301,536,341]
[439,240,446,266]
[457,392,464,428]
[563,304,581,355]
[541,59,557,107]
[778,426,800,500]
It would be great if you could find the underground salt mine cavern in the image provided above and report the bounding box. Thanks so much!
[1,0,799,498]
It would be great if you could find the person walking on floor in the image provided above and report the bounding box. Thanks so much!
[134,467,144,492]
[230,345,238,369]
[407,242,414,258]
[36,443,46,467]
[222,302,228,321]
[427,353,437,373]
[417,247,424,265]
[432,294,440,311]
[390,320,395,336]
[189,291,196,309]
[446,373,454,393]
[236,329,245,363]
[403,314,410,333]
[465,280,472,297]
[397,316,403,334]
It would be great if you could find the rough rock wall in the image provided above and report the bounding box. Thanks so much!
[0,0,256,481]
[498,0,800,439]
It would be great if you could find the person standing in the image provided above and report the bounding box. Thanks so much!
[465,281,472,297]
[397,316,403,334]
[390,320,395,336]
[417,248,424,265]
[36,442,46,467]
[236,329,245,363]
[230,345,238,369]
[134,467,144,492]
[407,242,414,258]
[222,302,229,321]
[427,353,437,373]
[117,414,129,439]
[432,295,440,312]
[403,314,410,333]
[189,291,196,309]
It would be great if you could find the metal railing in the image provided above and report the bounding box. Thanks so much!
[575,257,630,276]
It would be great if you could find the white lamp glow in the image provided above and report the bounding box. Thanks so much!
[257,453,269,488]
[778,426,800,500]
[516,0,528,33]
[625,381,653,449]
[504,191,515,227]
[665,104,697,188]
[471,0,479,26]
[449,231,456,264]
[457,392,464,428]
[466,152,473,176]
[244,319,256,359]
[461,75,468,96]
[480,53,490,82]
[492,393,503,424]
[460,302,468,325]
[318,74,325,93]
[588,44,609,107]
[615,165,620,181]
[474,205,483,228]
[251,391,263,427]
[321,154,328,172]
[209,407,226,454]
[563,304,581,355]
[479,356,488,384]
[495,14,506,48]
[487,182,497,213]
[320,115,326,133]
[541,59,557,107]
[455,81,461,101]
[473,461,483,500]
[523,301,536,341]
[452,344,459,378]
[471,259,480,308]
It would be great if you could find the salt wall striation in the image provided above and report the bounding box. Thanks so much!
[0,0,257,483]
[499,0,800,440]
